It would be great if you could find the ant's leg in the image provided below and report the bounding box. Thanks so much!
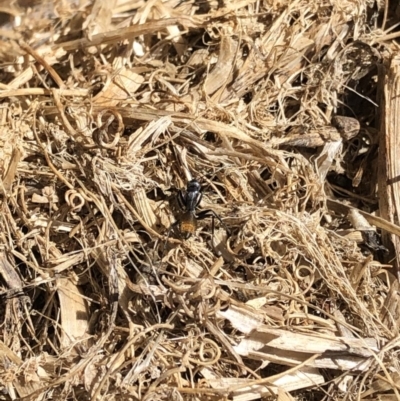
[198,210,229,257]
[196,209,229,234]
[195,192,203,208]
[162,221,178,260]
[177,190,186,210]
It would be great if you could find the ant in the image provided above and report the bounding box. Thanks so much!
[168,178,228,240]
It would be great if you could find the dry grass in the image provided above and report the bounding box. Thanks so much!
[0,0,400,400]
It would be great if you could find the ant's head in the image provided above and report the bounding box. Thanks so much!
[187,179,201,193]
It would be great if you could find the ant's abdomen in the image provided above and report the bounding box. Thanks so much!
[179,212,197,239]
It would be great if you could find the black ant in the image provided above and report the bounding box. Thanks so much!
[168,178,228,240]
